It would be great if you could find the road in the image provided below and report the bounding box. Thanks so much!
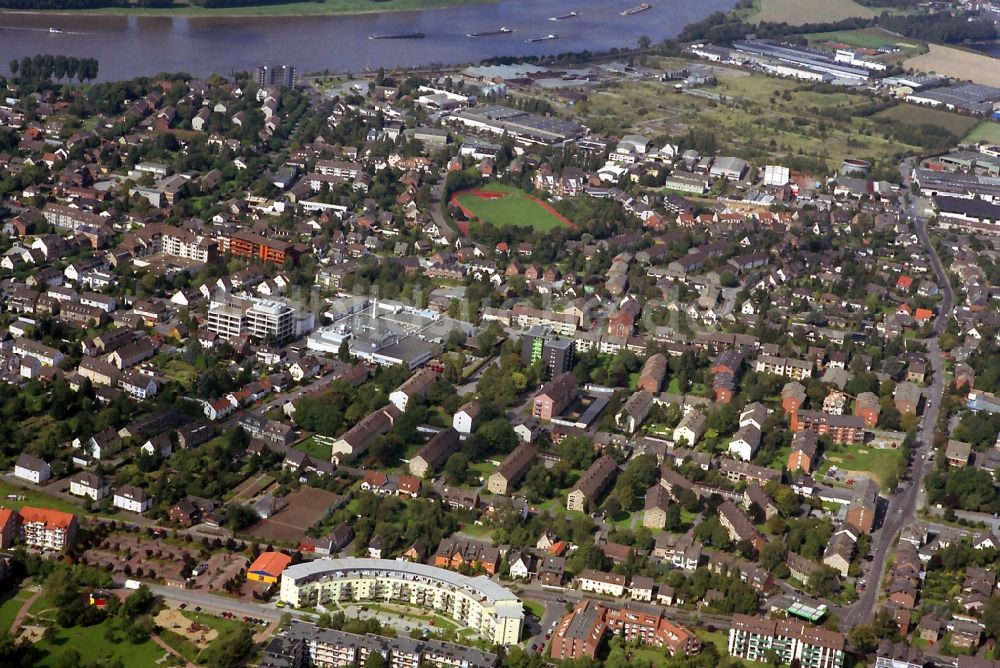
[430,177,461,245]
[840,213,954,630]
[147,583,285,622]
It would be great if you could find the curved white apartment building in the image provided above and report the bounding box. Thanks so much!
[279,558,523,645]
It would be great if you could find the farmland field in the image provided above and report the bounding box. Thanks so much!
[964,122,1000,145]
[807,27,905,50]
[752,0,874,25]
[872,105,980,137]
[452,184,573,232]
[905,44,1000,88]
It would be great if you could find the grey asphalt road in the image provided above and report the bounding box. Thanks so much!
[840,216,954,630]
[148,583,286,622]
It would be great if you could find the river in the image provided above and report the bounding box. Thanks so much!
[0,0,734,81]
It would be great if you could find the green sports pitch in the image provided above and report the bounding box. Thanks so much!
[451,184,574,232]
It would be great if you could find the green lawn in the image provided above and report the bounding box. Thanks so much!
[818,444,902,490]
[872,105,980,137]
[453,184,572,232]
[0,586,33,631]
[692,629,756,668]
[467,460,496,481]
[34,620,177,667]
[362,602,459,631]
[20,0,492,17]
[964,121,1000,145]
[522,600,545,619]
[0,481,86,517]
[295,435,333,461]
[156,357,199,386]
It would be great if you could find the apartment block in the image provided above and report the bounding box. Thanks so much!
[728,615,845,668]
[262,620,498,668]
[19,506,78,552]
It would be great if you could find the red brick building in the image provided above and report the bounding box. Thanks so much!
[532,372,578,421]
[791,410,864,444]
[226,230,300,265]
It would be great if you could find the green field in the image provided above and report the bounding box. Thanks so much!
[295,435,333,461]
[818,444,903,490]
[576,71,930,173]
[751,0,874,25]
[964,121,1000,145]
[35,621,177,667]
[522,600,545,619]
[453,184,572,232]
[0,480,86,517]
[807,27,906,50]
[0,586,34,631]
[873,105,981,137]
[11,0,490,17]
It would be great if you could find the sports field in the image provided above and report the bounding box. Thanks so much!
[752,0,874,25]
[451,184,574,232]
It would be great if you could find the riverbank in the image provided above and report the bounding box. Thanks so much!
[0,0,494,18]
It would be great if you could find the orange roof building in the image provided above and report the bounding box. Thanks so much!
[914,308,934,322]
[248,551,293,584]
[19,506,78,551]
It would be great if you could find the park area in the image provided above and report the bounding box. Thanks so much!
[451,184,574,233]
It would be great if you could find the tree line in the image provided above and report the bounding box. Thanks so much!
[188,0,317,6]
[10,54,99,84]
[0,0,124,7]
[877,11,997,44]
